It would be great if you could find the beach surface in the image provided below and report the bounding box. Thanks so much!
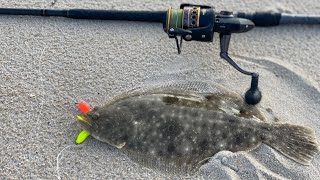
[0,0,319,179]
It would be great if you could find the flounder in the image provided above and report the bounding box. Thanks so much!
[77,82,319,174]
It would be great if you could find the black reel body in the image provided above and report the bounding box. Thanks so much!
[163,4,262,105]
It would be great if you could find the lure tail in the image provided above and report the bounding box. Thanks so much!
[76,130,91,144]
[75,102,92,144]
[78,102,91,114]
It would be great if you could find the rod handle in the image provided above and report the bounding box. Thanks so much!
[237,12,281,26]
[67,9,165,22]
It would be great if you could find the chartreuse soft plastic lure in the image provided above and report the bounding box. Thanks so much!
[76,102,92,144]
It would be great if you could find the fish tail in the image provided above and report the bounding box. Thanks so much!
[261,123,319,165]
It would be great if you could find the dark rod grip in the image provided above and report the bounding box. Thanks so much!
[237,12,281,26]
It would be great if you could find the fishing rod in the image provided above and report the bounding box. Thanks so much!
[1,3,319,105]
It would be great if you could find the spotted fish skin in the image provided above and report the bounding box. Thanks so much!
[78,90,319,173]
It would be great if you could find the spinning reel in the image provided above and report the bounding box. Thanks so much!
[164,4,261,105]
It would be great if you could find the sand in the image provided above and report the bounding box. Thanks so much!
[0,0,319,179]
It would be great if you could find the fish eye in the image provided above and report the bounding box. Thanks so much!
[93,106,99,111]
[91,112,99,120]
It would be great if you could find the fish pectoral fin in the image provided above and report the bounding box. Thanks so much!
[197,157,212,166]
[115,142,126,149]
[76,130,90,144]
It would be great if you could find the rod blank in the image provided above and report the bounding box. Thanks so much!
[280,13,320,25]
[0,8,166,22]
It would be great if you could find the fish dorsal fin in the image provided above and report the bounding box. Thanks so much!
[105,80,267,120]
[142,78,225,93]
[104,80,219,106]
[154,80,214,93]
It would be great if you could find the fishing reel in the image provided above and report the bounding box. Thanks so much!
[164,4,262,105]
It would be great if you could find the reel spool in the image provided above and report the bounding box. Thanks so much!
[163,4,215,53]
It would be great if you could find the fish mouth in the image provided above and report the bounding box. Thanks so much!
[77,115,92,126]
[76,115,98,130]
